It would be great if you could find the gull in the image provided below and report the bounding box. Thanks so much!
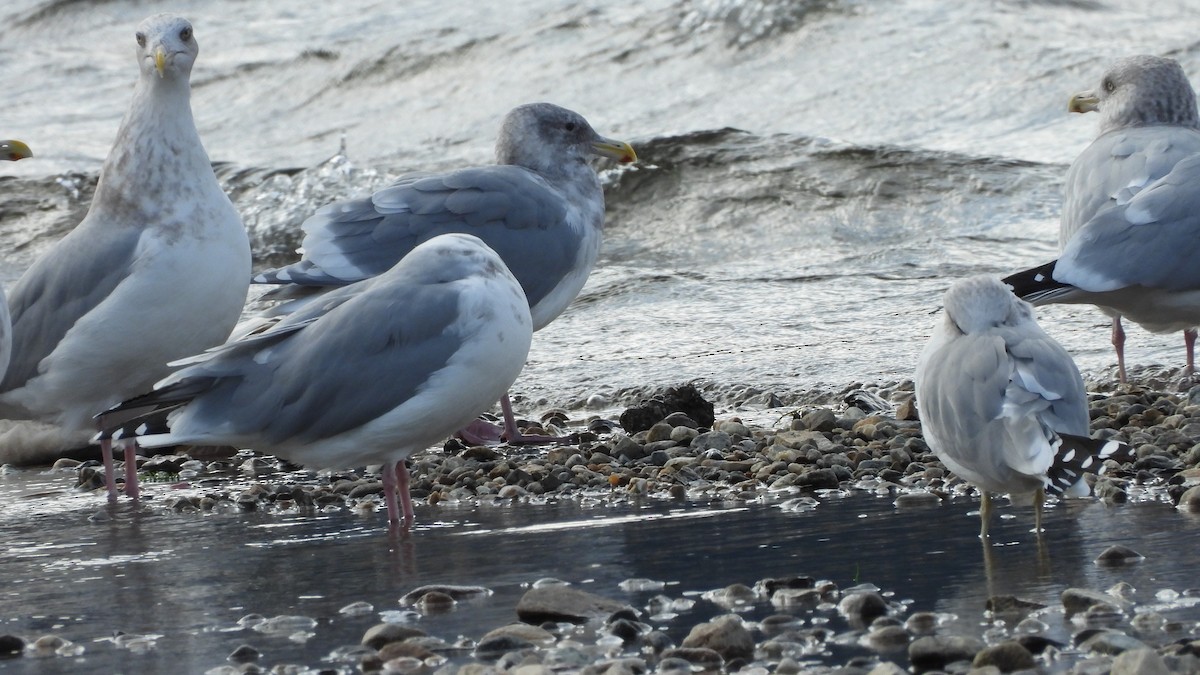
[253,102,635,443]
[97,234,533,529]
[1005,55,1200,381]
[0,15,251,500]
[916,276,1132,537]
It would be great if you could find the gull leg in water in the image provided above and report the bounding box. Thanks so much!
[1186,328,1197,376]
[1112,317,1127,383]
[101,439,119,501]
[979,491,992,539]
[123,441,140,500]
[382,461,415,529]
[1033,487,1045,535]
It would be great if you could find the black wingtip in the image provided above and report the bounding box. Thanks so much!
[1043,435,1133,495]
[1002,261,1072,305]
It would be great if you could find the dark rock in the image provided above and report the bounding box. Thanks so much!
[378,641,438,662]
[679,614,753,660]
[908,635,984,673]
[618,385,715,433]
[660,647,723,669]
[1013,634,1064,655]
[971,640,1035,672]
[1062,588,1130,615]
[227,644,260,663]
[837,591,889,627]
[1177,485,1200,511]
[1095,545,1144,567]
[473,635,534,660]
[360,624,427,650]
[802,409,836,432]
[400,584,491,605]
[1078,629,1149,655]
[516,586,632,624]
[797,468,840,490]
[0,635,23,658]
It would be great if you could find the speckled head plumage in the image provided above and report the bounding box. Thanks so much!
[1071,55,1200,133]
[495,102,636,175]
[135,14,198,82]
[942,275,1033,336]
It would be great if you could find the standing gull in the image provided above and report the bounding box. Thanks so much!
[916,276,1131,537]
[253,102,636,443]
[97,234,534,529]
[0,140,32,383]
[1005,55,1200,381]
[0,15,251,500]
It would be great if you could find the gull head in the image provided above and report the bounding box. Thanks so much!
[1072,55,1199,133]
[135,14,198,81]
[497,102,636,175]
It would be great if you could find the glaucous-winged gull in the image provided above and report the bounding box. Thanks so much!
[1005,55,1200,381]
[916,276,1132,537]
[252,102,635,444]
[97,233,533,529]
[0,15,251,500]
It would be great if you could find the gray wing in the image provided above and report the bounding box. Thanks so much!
[1057,153,1200,293]
[917,334,1010,450]
[258,166,581,309]
[172,277,463,445]
[1062,126,1200,245]
[0,224,141,391]
[998,323,1088,436]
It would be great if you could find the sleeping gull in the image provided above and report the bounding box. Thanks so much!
[1005,55,1200,381]
[916,276,1131,537]
[97,233,533,529]
[252,102,636,443]
[0,15,251,500]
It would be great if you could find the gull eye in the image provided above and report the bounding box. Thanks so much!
[180,26,192,42]
[136,32,146,47]
[1103,77,1115,93]
[564,121,577,132]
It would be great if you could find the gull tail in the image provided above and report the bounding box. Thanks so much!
[1002,261,1076,306]
[1043,434,1134,495]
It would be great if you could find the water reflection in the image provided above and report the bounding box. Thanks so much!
[0,470,1197,673]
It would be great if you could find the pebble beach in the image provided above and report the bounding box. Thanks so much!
[3,374,1200,674]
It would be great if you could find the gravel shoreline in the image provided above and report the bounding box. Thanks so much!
[4,376,1200,673]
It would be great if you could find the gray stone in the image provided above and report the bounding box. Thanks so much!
[400,584,491,605]
[481,623,556,646]
[971,640,1035,672]
[1110,648,1170,675]
[644,423,674,443]
[690,431,731,451]
[1062,587,1130,615]
[867,663,907,675]
[660,647,723,669]
[893,491,942,507]
[679,614,754,660]
[378,640,438,662]
[227,644,261,663]
[907,635,984,672]
[670,426,699,444]
[1177,485,1200,511]
[516,586,631,624]
[474,634,534,660]
[838,591,889,627]
[803,409,837,432]
[1079,629,1149,655]
[1094,545,1144,567]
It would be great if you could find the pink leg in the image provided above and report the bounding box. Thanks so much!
[123,441,140,500]
[1185,329,1197,375]
[500,394,569,445]
[101,439,119,501]
[381,461,401,526]
[396,461,414,528]
[1112,316,1127,383]
[456,419,503,446]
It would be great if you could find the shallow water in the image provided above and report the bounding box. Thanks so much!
[1,469,1198,672]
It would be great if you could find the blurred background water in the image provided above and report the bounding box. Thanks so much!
[5,0,1200,411]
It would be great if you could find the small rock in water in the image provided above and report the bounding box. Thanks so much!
[971,640,1035,672]
[227,644,261,663]
[1175,485,1200,511]
[1094,545,1145,567]
[680,614,754,660]
[0,634,24,657]
[413,591,456,613]
[618,578,666,592]
[399,584,492,605]
[480,623,556,646]
[907,635,985,672]
[516,586,631,624]
[837,591,889,627]
[361,623,427,650]
[1062,588,1130,616]
[338,601,374,616]
[1110,647,1172,675]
